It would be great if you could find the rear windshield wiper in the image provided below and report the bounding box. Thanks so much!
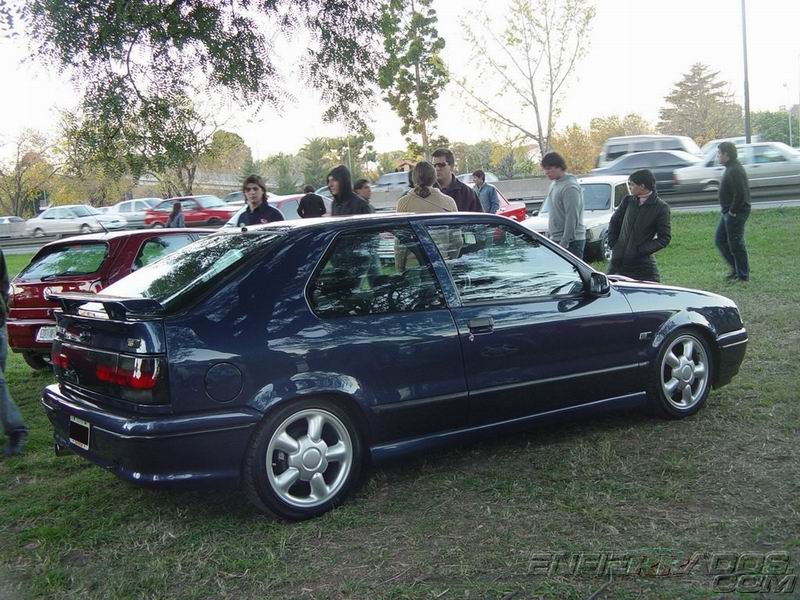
[39,271,97,280]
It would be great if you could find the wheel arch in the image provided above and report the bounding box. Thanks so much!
[651,312,720,385]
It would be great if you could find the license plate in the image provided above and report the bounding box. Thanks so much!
[69,416,91,451]
[36,326,57,342]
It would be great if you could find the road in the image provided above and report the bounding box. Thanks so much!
[3,191,800,256]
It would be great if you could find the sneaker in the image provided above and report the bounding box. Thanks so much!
[725,272,738,281]
[3,431,27,457]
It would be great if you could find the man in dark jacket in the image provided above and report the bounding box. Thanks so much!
[715,142,751,281]
[432,148,482,212]
[1,249,27,456]
[607,169,672,282]
[328,165,371,216]
[237,175,285,226]
[297,185,327,218]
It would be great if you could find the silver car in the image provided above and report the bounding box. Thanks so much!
[674,142,800,192]
[105,197,162,228]
[25,204,128,237]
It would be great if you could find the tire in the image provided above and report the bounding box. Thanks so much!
[207,218,222,226]
[80,224,92,234]
[243,399,363,520]
[151,222,164,229]
[702,181,719,192]
[33,228,45,238]
[22,352,50,370]
[647,330,713,418]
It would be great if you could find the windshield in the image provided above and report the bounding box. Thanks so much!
[101,232,281,307]
[18,243,108,281]
[198,195,226,208]
[72,206,102,217]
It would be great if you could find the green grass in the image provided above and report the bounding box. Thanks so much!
[2,209,799,599]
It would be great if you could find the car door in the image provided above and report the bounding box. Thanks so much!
[750,145,798,187]
[421,220,642,426]
[180,199,200,224]
[306,224,468,442]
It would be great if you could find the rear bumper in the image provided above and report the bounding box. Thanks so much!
[715,328,748,388]
[41,384,262,489]
[7,318,54,353]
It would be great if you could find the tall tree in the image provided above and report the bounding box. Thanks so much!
[0,130,59,216]
[752,111,796,146]
[457,0,595,155]
[298,138,333,188]
[379,0,447,159]
[265,153,300,194]
[199,131,252,174]
[658,63,742,146]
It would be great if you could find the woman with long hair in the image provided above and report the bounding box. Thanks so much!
[396,161,457,214]
[166,202,185,228]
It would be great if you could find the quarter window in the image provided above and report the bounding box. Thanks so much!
[309,227,445,317]
[425,223,584,304]
[133,235,196,270]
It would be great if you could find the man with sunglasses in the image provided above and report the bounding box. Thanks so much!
[431,148,482,212]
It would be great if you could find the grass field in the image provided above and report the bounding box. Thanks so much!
[1,209,798,599]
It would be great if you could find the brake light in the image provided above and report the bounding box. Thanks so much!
[96,361,158,389]
[53,352,70,370]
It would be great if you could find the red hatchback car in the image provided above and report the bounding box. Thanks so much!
[7,229,209,369]
[144,195,239,227]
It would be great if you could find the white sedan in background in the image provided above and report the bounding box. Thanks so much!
[25,204,128,237]
[521,175,629,261]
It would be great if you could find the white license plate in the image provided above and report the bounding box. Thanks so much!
[69,416,91,451]
[36,326,57,342]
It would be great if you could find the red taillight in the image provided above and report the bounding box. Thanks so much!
[95,363,158,389]
[53,352,70,370]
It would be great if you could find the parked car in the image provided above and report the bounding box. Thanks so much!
[223,191,245,205]
[43,213,747,520]
[224,194,334,226]
[590,150,702,193]
[521,176,630,260]
[144,195,238,227]
[598,135,701,167]
[673,142,800,192]
[0,216,25,238]
[25,205,128,237]
[105,198,162,229]
[7,229,209,369]
[699,135,761,156]
[456,171,499,184]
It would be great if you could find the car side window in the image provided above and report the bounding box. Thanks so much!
[614,183,628,207]
[182,200,198,211]
[133,235,196,270]
[119,202,132,213]
[753,146,787,164]
[279,199,300,220]
[309,227,445,317]
[426,223,584,304]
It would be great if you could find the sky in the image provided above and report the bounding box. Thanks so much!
[1,0,799,160]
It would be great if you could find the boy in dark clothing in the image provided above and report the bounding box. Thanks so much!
[328,165,371,216]
[715,142,751,281]
[432,148,482,212]
[1,249,27,456]
[607,169,672,282]
[237,175,285,226]
[297,185,327,218]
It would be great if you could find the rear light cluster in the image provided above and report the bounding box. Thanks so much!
[96,362,158,389]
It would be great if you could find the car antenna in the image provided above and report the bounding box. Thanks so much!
[97,219,109,235]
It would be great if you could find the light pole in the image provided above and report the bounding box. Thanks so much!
[741,0,751,143]
[784,84,794,146]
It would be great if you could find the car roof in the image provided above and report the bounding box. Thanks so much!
[578,175,629,185]
[616,150,699,161]
[605,134,692,143]
[37,228,210,250]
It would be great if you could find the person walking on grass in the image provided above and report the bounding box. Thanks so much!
[716,141,751,282]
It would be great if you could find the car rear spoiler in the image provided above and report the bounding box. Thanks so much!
[50,292,165,320]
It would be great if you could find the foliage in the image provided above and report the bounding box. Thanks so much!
[551,113,655,173]
[21,0,382,130]
[658,63,742,146]
[379,0,448,158]
[406,134,449,162]
[376,151,408,176]
[325,133,376,181]
[457,0,595,155]
[751,110,799,147]
[0,129,59,216]
[264,153,300,194]
[297,138,334,188]
[239,155,263,183]
[199,131,252,174]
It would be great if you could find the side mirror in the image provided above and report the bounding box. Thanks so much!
[588,272,610,296]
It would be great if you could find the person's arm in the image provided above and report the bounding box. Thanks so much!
[297,197,305,217]
[729,167,748,215]
[638,204,672,255]
[0,250,9,313]
[607,196,628,248]
[489,187,500,214]
[558,186,581,247]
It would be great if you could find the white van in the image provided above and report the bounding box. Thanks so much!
[598,135,700,167]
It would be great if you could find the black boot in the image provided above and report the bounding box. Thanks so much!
[3,430,27,457]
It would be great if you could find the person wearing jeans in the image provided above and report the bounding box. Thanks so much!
[1,249,27,456]
[715,142,751,281]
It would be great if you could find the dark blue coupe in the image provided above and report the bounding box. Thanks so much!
[42,214,747,520]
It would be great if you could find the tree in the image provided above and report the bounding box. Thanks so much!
[325,133,376,180]
[0,130,59,216]
[752,111,795,146]
[199,131,252,174]
[457,0,595,155]
[19,1,383,129]
[658,63,742,146]
[298,138,333,188]
[264,153,300,194]
[379,0,448,158]
[376,151,407,176]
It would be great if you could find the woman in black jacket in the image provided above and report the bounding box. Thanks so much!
[607,169,672,282]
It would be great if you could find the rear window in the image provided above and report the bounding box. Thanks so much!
[100,232,281,307]
[581,184,612,210]
[17,243,108,281]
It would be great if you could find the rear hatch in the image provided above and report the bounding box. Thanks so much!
[49,230,284,411]
[10,240,110,323]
